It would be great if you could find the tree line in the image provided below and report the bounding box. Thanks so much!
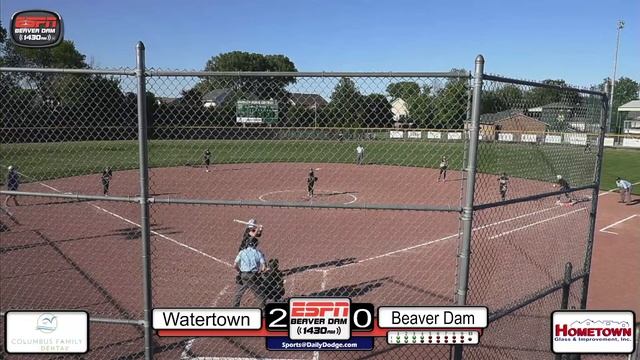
[1,22,638,136]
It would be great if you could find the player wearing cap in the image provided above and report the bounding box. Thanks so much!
[615,177,633,204]
[203,149,212,172]
[438,156,449,182]
[554,175,572,202]
[239,219,263,251]
[4,166,20,207]
[307,169,318,198]
[101,167,113,196]
[498,173,509,201]
[356,145,364,165]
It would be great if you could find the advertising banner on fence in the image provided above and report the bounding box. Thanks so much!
[5,311,89,354]
[604,137,615,147]
[427,131,441,139]
[447,132,462,140]
[389,131,404,139]
[236,100,278,124]
[565,134,587,146]
[407,131,422,139]
[551,311,635,354]
[545,135,562,144]
[521,134,537,143]
[622,137,640,148]
[498,133,513,142]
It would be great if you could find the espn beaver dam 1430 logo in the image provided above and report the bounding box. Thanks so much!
[551,311,635,354]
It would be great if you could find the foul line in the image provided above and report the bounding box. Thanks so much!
[489,207,586,239]
[599,214,639,235]
[36,182,233,268]
[599,181,640,197]
[333,182,635,271]
[335,203,569,269]
[36,179,301,360]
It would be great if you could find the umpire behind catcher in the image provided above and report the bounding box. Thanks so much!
[233,236,267,307]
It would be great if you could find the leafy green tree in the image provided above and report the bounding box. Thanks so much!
[0,22,133,134]
[7,39,89,100]
[362,94,393,128]
[284,105,317,127]
[0,21,5,44]
[200,51,297,98]
[329,77,363,127]
[433,70,469,128]
[600,77,640,132]
[194,51,298,127]
[387,82,421,102]
[524,79,581,107]
[410,93,436,128]
[481,85,525,114]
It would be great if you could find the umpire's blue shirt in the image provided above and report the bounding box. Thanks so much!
[235,247,265,273]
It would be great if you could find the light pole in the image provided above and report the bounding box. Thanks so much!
[609,20,624,133]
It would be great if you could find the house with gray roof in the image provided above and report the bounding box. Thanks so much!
[288,93,328,109]
[202,88,259,108]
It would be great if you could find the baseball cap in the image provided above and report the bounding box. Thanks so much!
[8,165,13,171]
[556,175,562,180]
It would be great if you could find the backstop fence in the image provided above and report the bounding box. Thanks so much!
[1,43,633,359]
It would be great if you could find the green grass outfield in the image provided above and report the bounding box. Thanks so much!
[1,140,638,194]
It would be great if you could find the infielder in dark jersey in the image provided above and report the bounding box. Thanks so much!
[555,175,572,202]
[307,169,318,198]
[101,167,112,196]
[4,166,20,207]
[204,149,212,172]
[498,173,509,201]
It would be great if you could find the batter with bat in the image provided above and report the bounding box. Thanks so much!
[236,219,264,251]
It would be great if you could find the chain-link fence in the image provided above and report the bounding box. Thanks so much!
[2,46,623,359]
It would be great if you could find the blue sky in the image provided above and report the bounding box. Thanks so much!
[1,0,638,88]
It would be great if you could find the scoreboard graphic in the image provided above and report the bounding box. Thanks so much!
[153,297,488,351]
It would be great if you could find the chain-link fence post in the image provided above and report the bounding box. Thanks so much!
[560,262,573,310]
[453,55,484,360]
[555,263,573,360]
[579,81,610,310]
[136,41,154,360]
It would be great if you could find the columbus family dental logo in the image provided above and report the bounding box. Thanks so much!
[36,313,58,333]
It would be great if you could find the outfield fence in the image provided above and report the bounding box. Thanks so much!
[2,44,632,359]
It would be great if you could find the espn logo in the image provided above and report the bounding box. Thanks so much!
[288,297,351,340]
[290,300,350,318]
[15,16,58,28]
[10,10,64,48]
